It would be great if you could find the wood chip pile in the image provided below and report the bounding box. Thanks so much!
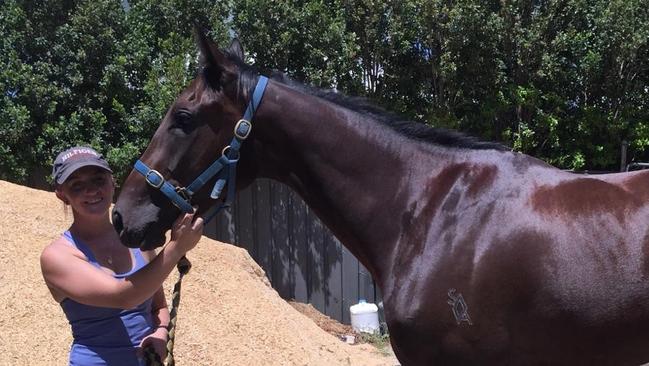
[0,180,397,365]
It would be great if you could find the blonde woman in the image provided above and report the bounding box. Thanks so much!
[40,146,203,365]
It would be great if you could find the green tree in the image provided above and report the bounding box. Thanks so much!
[106,0,231,183]
[363,0,649,170]
[0,0,231,187]
[1,0,648,187]
[232,0,359,89]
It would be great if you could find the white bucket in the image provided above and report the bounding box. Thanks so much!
[349,299,380,334]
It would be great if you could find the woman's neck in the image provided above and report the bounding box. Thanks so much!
[69,212,116,242]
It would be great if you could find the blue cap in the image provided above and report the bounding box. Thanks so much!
[52,146,112,185]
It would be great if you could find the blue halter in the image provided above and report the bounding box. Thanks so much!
[134,76,269,223]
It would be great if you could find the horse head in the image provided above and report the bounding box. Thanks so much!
[113,30,263,249]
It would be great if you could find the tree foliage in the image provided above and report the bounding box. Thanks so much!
[1,0,648,188]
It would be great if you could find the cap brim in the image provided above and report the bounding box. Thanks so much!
[56,161,112,185]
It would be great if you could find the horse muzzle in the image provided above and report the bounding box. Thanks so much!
[112,206,167,249]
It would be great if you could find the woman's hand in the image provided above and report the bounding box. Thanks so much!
[139,327,168,363]
[170,212,204,253]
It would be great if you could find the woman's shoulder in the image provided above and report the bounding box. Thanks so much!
[41,234,86,265]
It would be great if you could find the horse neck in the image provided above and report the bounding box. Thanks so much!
[251,81,456,283]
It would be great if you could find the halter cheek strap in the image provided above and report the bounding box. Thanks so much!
[133,76,269,222]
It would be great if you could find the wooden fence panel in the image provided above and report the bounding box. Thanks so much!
[307,206,326,312]
[208,179,377,324]
[341,249,359,325]
[254,180,273,282]
[236,188,255,256]
[289,189,309,303]
[270,182,292,299]
[324,234,343,321]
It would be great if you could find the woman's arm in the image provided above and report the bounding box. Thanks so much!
[139,286,170,361]
[143,249,171,331]
[151,287,170,330]
[40,213,203,309]
[138,250,170,361]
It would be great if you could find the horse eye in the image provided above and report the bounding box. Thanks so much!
[173,110,193,129]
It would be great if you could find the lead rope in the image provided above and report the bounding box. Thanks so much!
[144,256,192,366]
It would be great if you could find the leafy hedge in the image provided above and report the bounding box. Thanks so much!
[2,0,647,187]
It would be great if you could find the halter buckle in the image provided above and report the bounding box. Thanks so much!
[175,186,191,201]
[234,119,252,140]
[144,170,164,189]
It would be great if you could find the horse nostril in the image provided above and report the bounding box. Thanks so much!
[112,210,123,234]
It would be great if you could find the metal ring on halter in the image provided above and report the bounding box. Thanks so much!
[234,119,252,139]
[144,170,164,189]
[222,145,240,161]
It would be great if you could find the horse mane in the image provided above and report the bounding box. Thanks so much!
[223,50,509,152]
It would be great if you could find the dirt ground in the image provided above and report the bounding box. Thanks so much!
[0,180,399,366]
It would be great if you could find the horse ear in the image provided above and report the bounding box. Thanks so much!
[228,38,244,61]
[194,26,226,84]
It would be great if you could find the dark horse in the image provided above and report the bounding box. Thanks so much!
[113,31,649,366]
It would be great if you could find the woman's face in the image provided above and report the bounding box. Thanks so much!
[57,166,114,217]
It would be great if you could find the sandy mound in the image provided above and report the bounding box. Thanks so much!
[0,180,397,365]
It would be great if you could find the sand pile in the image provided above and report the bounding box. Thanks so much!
[0,180,397,365]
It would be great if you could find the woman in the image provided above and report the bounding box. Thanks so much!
[40,146,204,365]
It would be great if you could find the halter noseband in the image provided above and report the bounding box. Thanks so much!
[134,76,269,223]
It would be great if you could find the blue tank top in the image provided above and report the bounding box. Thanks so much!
[60,231,154,366]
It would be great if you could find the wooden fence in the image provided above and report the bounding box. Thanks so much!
[203,179,379,324]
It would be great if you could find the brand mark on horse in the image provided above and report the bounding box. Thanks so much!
[448,288,473,325]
